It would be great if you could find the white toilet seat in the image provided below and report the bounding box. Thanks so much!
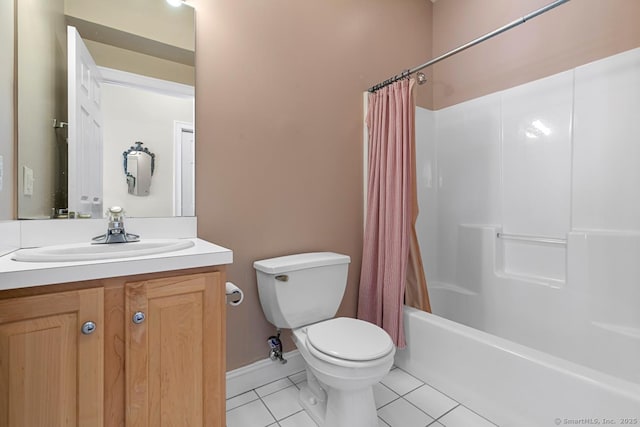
[305,317,394,365]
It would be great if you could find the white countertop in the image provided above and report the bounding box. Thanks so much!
[0,238,233,291]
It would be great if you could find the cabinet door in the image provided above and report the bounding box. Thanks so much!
[0,287,104,427]
[126,272,225,427]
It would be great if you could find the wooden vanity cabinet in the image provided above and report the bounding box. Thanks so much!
[0,287,104,427]
[0,267,226,427]
[125,272,225,427]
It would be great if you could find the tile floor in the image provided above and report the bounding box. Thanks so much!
[226,366,498,427]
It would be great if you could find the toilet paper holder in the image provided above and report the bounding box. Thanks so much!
[225,282,244,306]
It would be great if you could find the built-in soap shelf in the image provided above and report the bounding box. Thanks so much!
[496,232,567,246]
[494,227,567,284]
[455,224,567,287]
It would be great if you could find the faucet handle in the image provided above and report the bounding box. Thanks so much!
[107,206,124,221]
[93,206,139,244]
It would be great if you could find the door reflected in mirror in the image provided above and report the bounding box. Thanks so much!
[16,0,195,219]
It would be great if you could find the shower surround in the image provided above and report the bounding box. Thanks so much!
[396,47,640,425]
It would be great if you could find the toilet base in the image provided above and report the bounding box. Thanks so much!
[297,368,327,426]
[324,385,378,427]
[297,370,379,427]
[298,384,325,426]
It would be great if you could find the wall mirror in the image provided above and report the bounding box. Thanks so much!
[123,142,156,197]
[16,0,195,219]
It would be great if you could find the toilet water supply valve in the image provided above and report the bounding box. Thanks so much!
[268,330,287,364]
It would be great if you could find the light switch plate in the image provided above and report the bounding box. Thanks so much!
[23,165,34,196]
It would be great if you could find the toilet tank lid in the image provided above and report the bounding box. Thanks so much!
[253,252,351,274]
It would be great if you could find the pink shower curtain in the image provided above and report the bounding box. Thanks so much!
[357,78,430,348]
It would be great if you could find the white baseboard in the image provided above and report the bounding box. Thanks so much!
[226,350,305,398]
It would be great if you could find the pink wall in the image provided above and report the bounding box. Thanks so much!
[194,0,640,372]
[431,0,640,109]
[194,0,433,370]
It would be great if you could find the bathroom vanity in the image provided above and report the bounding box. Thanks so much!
[0,223,231,427]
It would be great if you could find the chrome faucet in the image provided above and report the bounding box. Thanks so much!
[92,206,140,244]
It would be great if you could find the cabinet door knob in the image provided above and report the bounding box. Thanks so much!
[132,311,146,324]
[81,321,97,335]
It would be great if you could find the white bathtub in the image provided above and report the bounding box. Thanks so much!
[395,306,640,427]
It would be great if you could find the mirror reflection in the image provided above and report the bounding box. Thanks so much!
[123,142,156,197]
[17,0,195,219]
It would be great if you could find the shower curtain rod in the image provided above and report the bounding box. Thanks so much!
[368,0,571,93]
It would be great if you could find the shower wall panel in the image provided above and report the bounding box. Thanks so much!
[428,94,501,288]
[572,48,640,232]
[415,47,640,382]
[500,70,573,281]
[414,107,438,283]
[419,47,640,286]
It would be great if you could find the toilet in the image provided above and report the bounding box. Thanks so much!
[254,252,395,427]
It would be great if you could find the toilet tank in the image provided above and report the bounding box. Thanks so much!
[254,252,351,329]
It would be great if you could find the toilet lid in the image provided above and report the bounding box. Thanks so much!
[306,318,394,362]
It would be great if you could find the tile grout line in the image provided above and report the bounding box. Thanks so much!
[228,375,298,400]
[432,403,460,424]
[225,395,260,412]
[399,383,426,397]
[375,396,402,411]
[255,378,297,398]
[450,404,499,426]
[226,379,297,424]
[409,377,463,410]
[226,388,259,401]
[260,381,316,425]
[375,381,403,411]
[398,370,497,425]
[277,409,317,427]
[256,393,279,426]
[392,367,492,425]
[378,368,463,426]
[399,390,448,423]
[391,367,429,396]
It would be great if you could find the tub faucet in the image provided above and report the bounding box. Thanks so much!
[92,206,140,244]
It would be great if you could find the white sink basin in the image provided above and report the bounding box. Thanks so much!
[12,239,195,262]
